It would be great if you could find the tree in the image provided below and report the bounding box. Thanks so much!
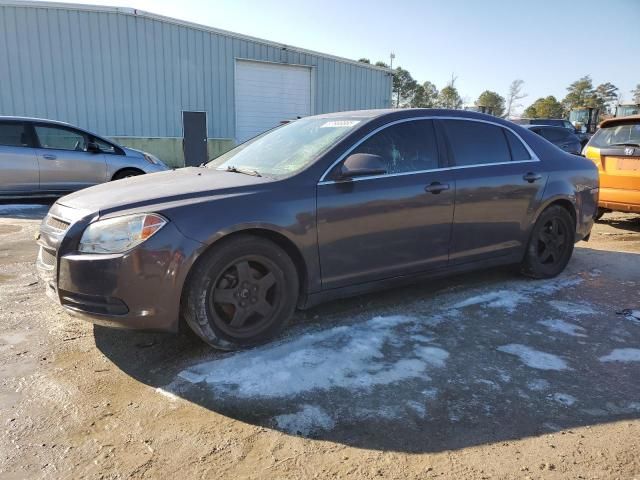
[392,67,418,108]
[593,82,619,114]
[562,76,595,111]
[374,61,389,68]
[631,84,640,104]
[410,81,439,108]
[476,90,505,116]
[504,79,527,118]
[524,96,564,118]
[436,75,462,109]
[358,58,371,64]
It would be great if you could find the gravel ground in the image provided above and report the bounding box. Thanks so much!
[1,203,639,479]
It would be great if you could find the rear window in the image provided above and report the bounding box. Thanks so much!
[589,123,640,148]
[443,120,511,166]
[541,128,571,142]
[0,122,30,147]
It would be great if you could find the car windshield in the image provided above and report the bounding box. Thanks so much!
[206,117,365,178]
[589,123,640,148]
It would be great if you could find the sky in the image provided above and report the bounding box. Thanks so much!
[39,0,640,109]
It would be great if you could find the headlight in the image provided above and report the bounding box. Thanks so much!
[79,213,167,254]
[143,152,163,165]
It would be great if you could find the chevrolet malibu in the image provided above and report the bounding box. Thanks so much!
[36,109,599,350]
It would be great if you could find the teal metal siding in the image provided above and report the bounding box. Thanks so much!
[0,3,392,139]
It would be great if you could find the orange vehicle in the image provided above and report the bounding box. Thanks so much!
[583,115,640,218]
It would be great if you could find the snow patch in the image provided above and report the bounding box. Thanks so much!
[600,348,640,363]
[178,315,449,398]
[451,290,529,312]
[497,344,569,371]
[552,392,577,406]
[549,301,596,316]
[538,319,587,337]
[405,400,427,418]
[274,405,335,435]
[527,379,551,391]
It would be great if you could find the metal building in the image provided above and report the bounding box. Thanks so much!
[0,1,393,167]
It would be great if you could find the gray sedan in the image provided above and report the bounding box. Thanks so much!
[36,109,599,350]
[0,117,168,198]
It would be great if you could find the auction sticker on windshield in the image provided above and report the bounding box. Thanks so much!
[320,120,361,128]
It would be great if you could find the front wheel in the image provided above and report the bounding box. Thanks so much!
[520,205,575,279]
[181,235,299,350]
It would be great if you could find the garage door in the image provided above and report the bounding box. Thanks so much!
[235,60,312,142]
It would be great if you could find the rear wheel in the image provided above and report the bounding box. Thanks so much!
[181,235,298,350]
[521,205,575,279]
[112,168,143,180]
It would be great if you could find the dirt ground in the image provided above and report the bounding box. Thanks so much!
[1,203,639,480]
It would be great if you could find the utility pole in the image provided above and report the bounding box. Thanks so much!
[390,52,395,70]
[390,52,396,108]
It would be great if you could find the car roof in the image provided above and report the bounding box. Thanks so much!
[600,115,640,128]
[306,108,518,125]
[0,116,74,127]
[521,124,569,131]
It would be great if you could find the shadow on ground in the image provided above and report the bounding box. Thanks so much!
[0,200,54,220]
[95,248,640,453]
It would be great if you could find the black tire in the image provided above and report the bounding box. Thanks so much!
[181,235,299,350]
[520,205,575,279]
[595,207,608,221]
[112,168,143,180]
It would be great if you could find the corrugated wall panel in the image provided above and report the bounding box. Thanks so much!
[0,4,392,139]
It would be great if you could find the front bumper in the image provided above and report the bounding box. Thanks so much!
[36,203,204,332]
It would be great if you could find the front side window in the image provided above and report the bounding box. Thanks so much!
[94,137,116,154]
[443,120,511,166]
[35,125,87,151]
[0,122,30,147]
[348,120,439,174]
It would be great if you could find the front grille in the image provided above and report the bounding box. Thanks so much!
[39,247,56,267]
[45,215,70,231]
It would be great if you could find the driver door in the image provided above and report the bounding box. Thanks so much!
[316,119,455,289]
[33,123,108,192]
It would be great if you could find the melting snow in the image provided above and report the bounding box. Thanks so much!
[274,405,335,435]
[538,319,587,337]
[600,348,640,363]
[549,301,596,316]
[552,392,577,406]
[451,290,529,312]
[178,315,449,398]
[497,344,569,371]
[527,379,551,391]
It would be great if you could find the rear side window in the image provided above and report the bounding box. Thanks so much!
[442,120,511,166]
[350,119,439,174]
[505,130,531,160]
[0,122,31,147]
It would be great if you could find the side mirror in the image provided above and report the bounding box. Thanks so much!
[340,153,386,179]
[86,141,100,153]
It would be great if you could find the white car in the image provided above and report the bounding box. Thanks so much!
[0,116,168,199]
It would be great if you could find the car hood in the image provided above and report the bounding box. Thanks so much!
[57,167,271,216]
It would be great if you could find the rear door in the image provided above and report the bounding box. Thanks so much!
[0,120,39,194]
[440,119,548,264]
[33,123,107,192]
[317,119,455,289]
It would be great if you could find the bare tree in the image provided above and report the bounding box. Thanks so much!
[504,79,527,118]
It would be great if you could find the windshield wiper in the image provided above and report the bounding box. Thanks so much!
[225,165,262,177]
[609,142,640,147]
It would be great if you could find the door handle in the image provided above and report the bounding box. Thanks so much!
[424,182,450,194]
[43,154,57,160]
[523,172,542,183]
